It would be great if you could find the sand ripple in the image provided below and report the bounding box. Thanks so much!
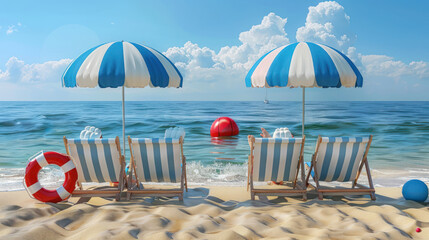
[0,188,428,239]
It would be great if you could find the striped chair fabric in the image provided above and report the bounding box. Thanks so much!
[130,138,182,183]
[67,138,122,183]
[253,138,303,182]
[315,137,370,182]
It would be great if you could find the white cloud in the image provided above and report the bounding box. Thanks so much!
[166,41,217,69]
[1,2,428,101]
[6,23,22,35]
[6,22,21,35]
[164,12,289,88]
[296,1,353,50]
[295,1,429,81]
[360,55,429,79]
[217,12,289,70]
[0,57,72,83]
[162,5,429,101]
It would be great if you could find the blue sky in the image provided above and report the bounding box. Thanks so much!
[1,0,428,101]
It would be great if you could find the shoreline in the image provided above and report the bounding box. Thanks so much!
[0,186,428,239]
[2,165,429,192]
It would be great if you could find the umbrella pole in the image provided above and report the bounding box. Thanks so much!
[302,87,305,137]
[122,85,126,158]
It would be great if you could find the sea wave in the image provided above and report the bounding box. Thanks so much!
[1,101,429,190]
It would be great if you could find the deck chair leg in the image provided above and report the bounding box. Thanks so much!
[293,157,301,188]
[184,163,188,192]
[77,197,91,204]
[128,167,133,190]
[311,159,324,200]
[295,138,305,190]
[370,190,376,200]
[314,171,324,200]
[364,160,376,200]
[250,175,255,201]
[353,158,366,189]
[314,175,324,200]
[247,155,251,191]
[300,158,307,201]
[116,157,125,202]
[180,160,186,197]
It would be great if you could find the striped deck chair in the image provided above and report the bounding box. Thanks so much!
[127,136,187,200]
[305,135,375,200]
[248,135,307,200]
[63,136,126,201]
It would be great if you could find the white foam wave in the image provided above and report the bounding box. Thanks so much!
[0,163,428,191]
[0,167,65,192]
[186,161,248,186]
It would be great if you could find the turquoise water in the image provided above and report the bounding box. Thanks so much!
[1,101,428,190]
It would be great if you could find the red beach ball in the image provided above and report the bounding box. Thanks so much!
[210,117,239,137]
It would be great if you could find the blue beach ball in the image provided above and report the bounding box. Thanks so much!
[402,180,428,202]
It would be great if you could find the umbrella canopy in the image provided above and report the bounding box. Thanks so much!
[245,42,362,136]
[62,41,182,88]
[62,41,183,157]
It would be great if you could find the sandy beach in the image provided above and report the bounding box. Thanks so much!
[0,186,427,240]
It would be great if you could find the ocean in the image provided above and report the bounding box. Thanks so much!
[1,101,428,191]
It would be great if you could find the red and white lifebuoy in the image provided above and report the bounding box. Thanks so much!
[24,151,78,203]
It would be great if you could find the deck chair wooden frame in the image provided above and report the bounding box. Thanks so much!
[63,136,126,202]
[127,136,188,201]
[248,135,307,201]
[305,135,375,200]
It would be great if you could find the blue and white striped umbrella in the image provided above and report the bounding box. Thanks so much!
[245,42,363,136]
[61,41,183,157]
[245,42,362,88]
[62,41,182,88]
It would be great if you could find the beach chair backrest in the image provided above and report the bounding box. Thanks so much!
[66,138,122,183]
[129,138,183,183]
[315,137,370,182]
[252,138,304,182]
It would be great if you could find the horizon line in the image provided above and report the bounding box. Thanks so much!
[1,100,428,102]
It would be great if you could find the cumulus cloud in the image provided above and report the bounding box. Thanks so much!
[163,3,429,96]
[296,1,353,51]
[164,12,289,87]
[340,47,429,80]
[361,55,429,79]
[0,57,72,83]
[166,41,218,69]
[294,1,429,81]
[217,12,289,70]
